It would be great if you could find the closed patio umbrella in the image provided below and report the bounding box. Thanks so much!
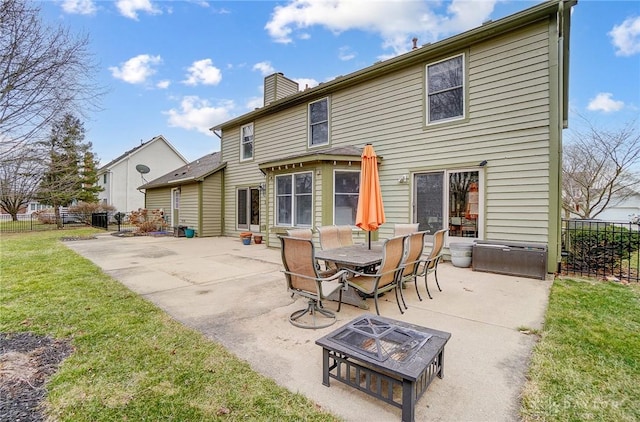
[356,143,386,249]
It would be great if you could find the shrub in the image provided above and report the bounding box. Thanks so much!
[68,202,116,224]
[565,224,640,274]
[129,209,168,233]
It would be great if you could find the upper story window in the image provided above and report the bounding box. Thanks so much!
[334,170,360,225]
[103,173,107,184]
[240,123,254,161]
[309,98,329,147]
[426,54,465,124]
[275,172,313,226]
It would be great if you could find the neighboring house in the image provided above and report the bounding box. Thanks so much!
[206,0,576,274]
[139,152,226,237]
[97,135,188,213]
[596,191,640,223]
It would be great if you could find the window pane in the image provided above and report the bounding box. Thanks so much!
[310,122,328,145]
[415,172,444,235]
[241,124,254,160]
[237,189,247,225]
[277,196,291,225]
[429,88,463,121]
[335,171,360,225]
[428,56,463,93]
[242,142,253,159]
[448,171,479,238]
[295,195,312,225]
[309,99,327,124]
[295,173,312,193]
[276,176,291,195]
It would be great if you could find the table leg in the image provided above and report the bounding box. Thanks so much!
[438,348,445,378]
[322,348,330,387]
[327,287,369,310]
[401,380,416,422]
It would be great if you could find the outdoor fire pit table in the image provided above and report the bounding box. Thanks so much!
[315,314,451,422]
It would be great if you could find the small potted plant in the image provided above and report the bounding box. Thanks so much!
[240,232,252,245]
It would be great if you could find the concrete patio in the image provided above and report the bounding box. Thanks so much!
[65,233,552,422]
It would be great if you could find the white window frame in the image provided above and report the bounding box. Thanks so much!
[240,123,254,161]
[426,53,465,125]
[275,171,313,227]
[308,97,329,148]
[413,168,483,244]
[333,169,360,225]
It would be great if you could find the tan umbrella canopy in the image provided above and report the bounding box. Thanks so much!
[356,144,386,249]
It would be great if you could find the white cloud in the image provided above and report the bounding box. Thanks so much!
[294,78,318,90]
[246,96,264,110]
[109,54,162,84]
[164,96,234,135]
[116,0,161,20]
[253,61,275,76]
[587,93,625,113]
[264,0,498,55]
[338,46,355,61]
[156,80,171,89]
[609,16,640,57]
[182,59,222,86]
[61,0,96,15]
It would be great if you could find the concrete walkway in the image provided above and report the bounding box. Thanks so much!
[65,234,552,422]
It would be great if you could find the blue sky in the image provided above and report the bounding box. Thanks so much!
[39,0,640,166]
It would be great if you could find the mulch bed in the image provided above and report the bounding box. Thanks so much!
[0,333,73,422]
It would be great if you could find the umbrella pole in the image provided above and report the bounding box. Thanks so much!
[368,232,371,249]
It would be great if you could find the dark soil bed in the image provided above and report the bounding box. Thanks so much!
[0,333,73,422]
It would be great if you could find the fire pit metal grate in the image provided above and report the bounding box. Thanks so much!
[330,315,432,362]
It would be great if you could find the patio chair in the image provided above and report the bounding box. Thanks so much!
[344,235,407,315]
[317,225,354,271]
[398,231,429,303]
[279,236,348,329]
[286,228,313,239]
[416,229,448,299]
[317,225,354,250]
[393,223,420,237]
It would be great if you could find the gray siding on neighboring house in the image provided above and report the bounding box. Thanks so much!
[201,173,223,237]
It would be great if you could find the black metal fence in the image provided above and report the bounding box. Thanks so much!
[0,211,142,234]
[561,219,640,282]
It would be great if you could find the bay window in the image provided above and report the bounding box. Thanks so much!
[276,172,313,226]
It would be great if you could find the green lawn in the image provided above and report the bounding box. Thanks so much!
[521,277,640,421]
[1,229,338,421]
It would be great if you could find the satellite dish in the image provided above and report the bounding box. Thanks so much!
[136,164,150,174]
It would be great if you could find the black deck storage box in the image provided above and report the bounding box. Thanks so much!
[472,240,548,280]
[174,225,187,237]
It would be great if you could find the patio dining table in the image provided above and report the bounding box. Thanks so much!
[316,242,385,310]
[315,242,384,271]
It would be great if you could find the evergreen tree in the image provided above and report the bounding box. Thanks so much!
[77,150,102,203]
[37,114,98,226]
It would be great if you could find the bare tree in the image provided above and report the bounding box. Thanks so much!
[0,0,103,159]
[0,145,43,220]
[562,119,640,219]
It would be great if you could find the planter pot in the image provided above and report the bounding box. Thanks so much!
[242,237,251,245]
[450,243,473,268]
[184,228,195,238]
[253,235,263,244]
